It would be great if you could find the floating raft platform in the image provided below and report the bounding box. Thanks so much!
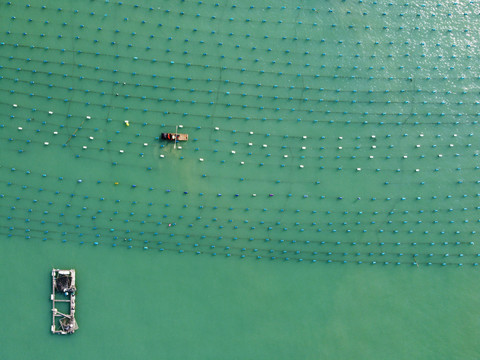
[51,269,78,335]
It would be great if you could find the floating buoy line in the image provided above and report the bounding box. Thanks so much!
[2,230,478,267]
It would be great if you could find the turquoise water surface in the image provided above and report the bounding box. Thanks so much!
[1,1,480,359]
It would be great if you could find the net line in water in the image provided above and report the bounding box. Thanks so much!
[3,46,479,85]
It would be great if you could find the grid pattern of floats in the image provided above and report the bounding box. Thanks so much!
[1,0,480,266]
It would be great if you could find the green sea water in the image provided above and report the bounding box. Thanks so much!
[2,240,480,360]
[1,0,480,359]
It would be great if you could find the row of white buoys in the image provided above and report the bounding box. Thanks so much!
[4,121,471,162]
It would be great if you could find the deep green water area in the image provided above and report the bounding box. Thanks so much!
[1,0,480,359]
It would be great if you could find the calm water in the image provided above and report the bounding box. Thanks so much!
[2,240,480,360]
[1,1,480,359]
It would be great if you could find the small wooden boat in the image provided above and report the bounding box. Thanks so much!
[161,132,188,141]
